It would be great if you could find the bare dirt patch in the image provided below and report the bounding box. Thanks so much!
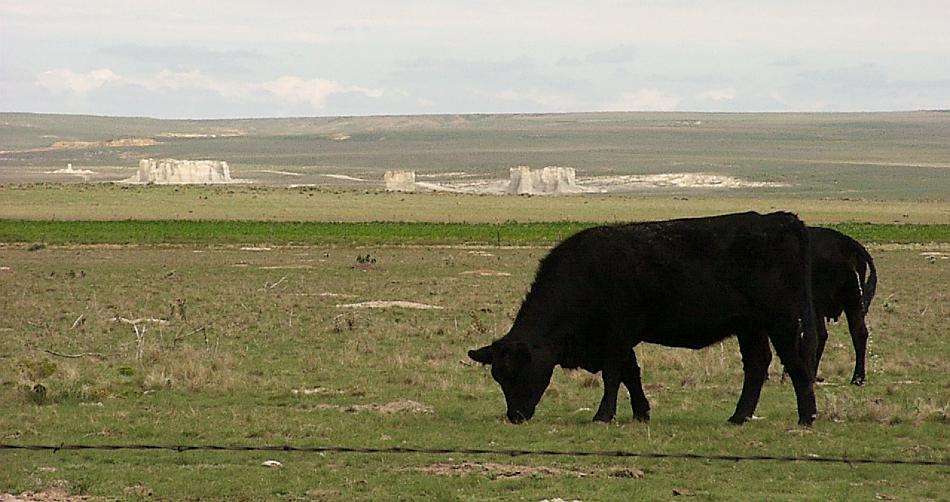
[55,138,159,149]
[0,138,159,155]
[315,399,434,414]
[417,462,644,480]
[248,169,303,177]
[157,130,244,139]
[336,300,444,310]
[581,172,788,191]
[0,488,97,501]
[419,462,586,479]
[415,171,787,195]
[460,270,511,277]
[291,387,345,396]
[47,165,96,176]
[323,174,368,182]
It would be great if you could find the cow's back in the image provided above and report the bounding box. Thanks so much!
[517,211,810,351]
[808,227,875,319]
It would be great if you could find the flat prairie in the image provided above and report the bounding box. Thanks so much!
[0,242,947,500]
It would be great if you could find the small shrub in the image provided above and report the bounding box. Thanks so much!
[24,383,48,404]
[356,253,376,264]
[18,358,57,381]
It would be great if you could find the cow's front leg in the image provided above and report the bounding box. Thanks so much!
[770,319,817,426]
[593,359,621,422]
[729,331,771,424]
[622,350,650,422]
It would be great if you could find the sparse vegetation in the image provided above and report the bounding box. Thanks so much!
[1,111,948,499]
[0,218,947,247]
[0,241,947,500]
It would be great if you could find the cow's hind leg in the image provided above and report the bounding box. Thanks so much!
[845,303,870,386]
[729,332,772,424]
[621,349,650,422]
[593,358,622,423]
[769,319,817,426]
[814,318,829,382]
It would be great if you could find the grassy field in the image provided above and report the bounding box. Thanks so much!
[0,219,949,247]
[1,111,949,500]
[0,242,947,500]
[1,184,949,225]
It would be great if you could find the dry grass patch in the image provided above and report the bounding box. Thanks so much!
[0,489,99,502]
[418,462,587,479]
[143,346,238,392]
[417,462,644,480]
[314,399,434,415]
[820,392,950,426]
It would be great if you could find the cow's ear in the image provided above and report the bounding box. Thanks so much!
[468,345,494,365]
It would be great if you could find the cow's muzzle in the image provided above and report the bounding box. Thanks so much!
[506,409,533,424]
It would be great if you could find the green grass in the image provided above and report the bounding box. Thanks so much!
[1,243,947,500]
[1,219,948,246]
[2,110,949,500]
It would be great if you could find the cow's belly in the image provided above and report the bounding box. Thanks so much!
[640,317,742,349]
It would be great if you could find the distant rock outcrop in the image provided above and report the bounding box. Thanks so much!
[129,158,234,184]
[384,170,416,192]
[507,166,582,195]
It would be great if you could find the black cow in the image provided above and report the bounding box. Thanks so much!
[809,227,877,385]
[469,211,819,426]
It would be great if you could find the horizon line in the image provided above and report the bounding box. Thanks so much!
[2,109,948,122]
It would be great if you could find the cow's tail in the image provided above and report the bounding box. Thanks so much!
[858,244,877,314]
[796,217,818,380]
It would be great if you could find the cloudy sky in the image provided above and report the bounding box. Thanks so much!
[1,1,948,118]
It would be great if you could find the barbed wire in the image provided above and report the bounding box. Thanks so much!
[1,443,947,467]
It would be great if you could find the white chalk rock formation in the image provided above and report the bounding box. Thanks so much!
[50,163,96,175]
[507,166,582,195]
[384,170,416,192]
[131,158,234,184]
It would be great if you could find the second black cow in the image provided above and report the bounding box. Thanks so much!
[469,211,819,426]
[809,227,877,385]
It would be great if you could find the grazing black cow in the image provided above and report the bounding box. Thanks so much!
[808,227,877,385]
[469,211,819,426]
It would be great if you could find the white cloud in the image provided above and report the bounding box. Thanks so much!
[696,87,737,102]
[494,88,578,109]
[605,89,680,111]
[260,77,343,108]
[585,45,637,64]
[36,68,120,95]
[12,1,950,116]
[259,76,383,109]
[34,68,385,111]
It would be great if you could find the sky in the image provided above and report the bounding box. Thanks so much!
[1,1,948,119]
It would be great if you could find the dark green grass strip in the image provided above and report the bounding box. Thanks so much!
[0,220,947,246]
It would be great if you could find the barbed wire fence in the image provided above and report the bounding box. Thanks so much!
[2,443,948,467]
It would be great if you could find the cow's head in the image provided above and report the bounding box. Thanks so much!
[468,340,556,423]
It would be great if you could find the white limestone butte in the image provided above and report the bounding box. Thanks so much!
[129,159,235,184]
[507,166,582,195]
[384,170,416,192]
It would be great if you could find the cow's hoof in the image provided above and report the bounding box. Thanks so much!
[727,414,751,425]
[592,413,615,423]
[850,376,866,386]
[797,415,816,427]
[633,410,651,423]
